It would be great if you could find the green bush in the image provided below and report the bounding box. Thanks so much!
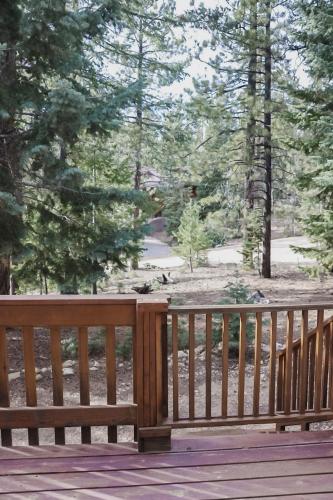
[212,280,255,355]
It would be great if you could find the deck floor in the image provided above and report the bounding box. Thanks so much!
[1,431,333,499]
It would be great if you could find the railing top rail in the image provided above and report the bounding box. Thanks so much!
[0,294,169,306]
[169,302,333,314]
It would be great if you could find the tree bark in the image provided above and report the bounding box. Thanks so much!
[0,11,20,294]
[132,20,144,270]
[0,258,10,295]
[242,1,258,269]
[262,0,272,278]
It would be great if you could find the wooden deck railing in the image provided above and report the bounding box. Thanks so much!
[166,303,333,431]
[276,313,333,422]
[1,296,333,451]
[0,295,168,450]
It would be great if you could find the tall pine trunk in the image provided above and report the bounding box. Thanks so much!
[262,0,272,278]
[0,15,19,294]
[132,22,144,270]
[243,0,258,269]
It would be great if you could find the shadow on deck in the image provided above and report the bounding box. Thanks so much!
[1,431,333,499]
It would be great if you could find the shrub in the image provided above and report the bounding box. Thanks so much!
[212,280,255,355]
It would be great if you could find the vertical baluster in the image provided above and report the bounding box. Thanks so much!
[0,326,12,446]
[238,313,246,418]
[299,310,308,414]
[172,314,179,421]
[205,314,212,419]
[189,314,195,420]
[149,313,157,426]
[132,325,137,441]
[269,312,277,416]
[327,321,333,410]
[253,312,262,417]
[161,311,169,419]
[143,310,150,427]
[314,309,324,413]
[22,327,39,445]
[222,314,229,418]
[292,347,298,411]
[322,324,329,408]
[106,326,117,442]
[308,335,315,409]
[50,327,65,445]
[284,311,293,415]
[78,326,91,443]
[276,354,283,412]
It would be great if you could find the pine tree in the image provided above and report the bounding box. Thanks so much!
[174,201,211,272]
[291,0,333,272]
[100,0,185,268]
[0,0,145,294]
[186,0,290,277]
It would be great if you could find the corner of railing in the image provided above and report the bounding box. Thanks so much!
[134,295,171,452]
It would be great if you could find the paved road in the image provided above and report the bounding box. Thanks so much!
[139,236,314,269]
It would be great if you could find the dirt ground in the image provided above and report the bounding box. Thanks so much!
[6,263,333,445]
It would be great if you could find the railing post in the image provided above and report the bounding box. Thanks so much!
[135,297,170,452]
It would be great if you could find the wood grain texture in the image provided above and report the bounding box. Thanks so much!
[314,309,324,412]
[0,405,137,429]
[22,326,39,445]
[172,314,179,421]
[222,314,229,418]
[299,310,309,414]
[189,314,195,420]
[205,314,212,419]
[238,313,246,418]
[253,312,262,417]
[78,327,91,444]
[269,311,277,416]
[2,431,333,499]
[0,327,11,446]
[284,311,294,415]
[50,327,65,445]
[106,325,117,443]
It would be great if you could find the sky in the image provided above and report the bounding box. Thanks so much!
[166,0,221,96]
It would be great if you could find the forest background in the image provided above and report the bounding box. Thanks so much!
[0,0,332,295]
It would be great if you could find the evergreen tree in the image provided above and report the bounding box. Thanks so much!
[0,0,145,293]
[291,0,333,272]
[100,0,186,268]
[186,0,292,277]
[174,201,211,272]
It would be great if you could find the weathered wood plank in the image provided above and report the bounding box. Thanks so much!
[50,326,65,445]
[0,404,137,429]
[1,457,333,494]
[222,314,229,418]
[253,312,262,417]
[78,326,91,444]
[284,311,294,415]
[0,304,137,326]
[189,313,195,420]
[3,440,333,477]
[22,326,39,446]
[172,314,179,421]
[106,325,117,443]
[268,311,277,416]
[299,310,309,414]
[205,314,212,419]
[0,326,11,446]
[238,313,246,418]
[314,309,324,412]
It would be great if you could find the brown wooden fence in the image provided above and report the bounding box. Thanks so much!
[167,303,333,430]
[1,296,333,451]
[0,295,168,450]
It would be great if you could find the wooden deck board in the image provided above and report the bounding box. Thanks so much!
[1,431,333,499]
